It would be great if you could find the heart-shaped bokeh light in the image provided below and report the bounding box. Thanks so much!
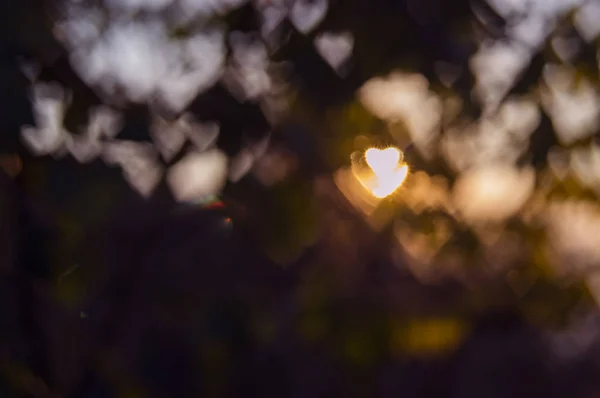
[365,147,400,175]
[353,147,408,198]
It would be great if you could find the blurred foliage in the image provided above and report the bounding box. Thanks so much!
[4,0,600,396]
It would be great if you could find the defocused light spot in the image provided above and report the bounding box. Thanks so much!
[102,140,164,197]
[570,142,600,196]
[229,149,255,182]
[289,0,328,34]
[252,147,297,187]
[546,200,600,279]
[541,64,600,145]
[21,82,68,156]
[176,0,248,20]
[485,0,528,17]
[509,12,550,49]
[105,0,173,12]
[54,4,104,49]
[551,36,581,62]
[453,165,535,224]
[391,318,468,357]
[484,0,582,49]
[151,116,188,163]
[400,171,450,214]
[334,168,381,215]
[62,16,226,112]
[188,121,220,152]
[441,97,538,173]
[224,31,272,101]
[257,1,288,49]
[547,313,600,359]
[574,0,600,41]
[167,149,229,202]
[151,114,219,162]
[256,62,293,124]
[352,147,408,199]
[157,30,226,113]
[498,97,540,139]
[314,31,354,74]
[395,217,451,266]
[65,106,121,163]
[88,106,122,140]
[65,134,103,163]
[470,41,529,110]
[359,72,441,159]
[365,148,400,176]
[443,123,514,172]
